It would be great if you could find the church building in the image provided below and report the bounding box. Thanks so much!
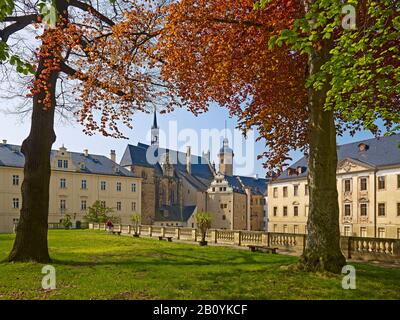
[120,111,269,231]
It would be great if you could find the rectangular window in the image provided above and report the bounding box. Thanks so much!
[305,184,309,196]
[273,224,277,232]
[360,203,368,216]
[101,181,107,191]
[283,187,288,197]
[378,203,386,216]
[360,227,367,237]
[293,206,299,217]
[378,227,385,238]
[294,185,299,196]
[398,228,400,240]
[60,178,66,189]
[398,175,400,189]
[294,225,299,234]
[63,160,68,168]
[57,160,63,168]
[60,199,66,210]
[283,206,288,217]
[344,226,351,236]
[81,180,87,190]
[360,177,368,191]
[378,176,386,190]
[273,187,278,198]
[117,182,122,192]
[283,225,288,233]
[117,202,122,211]
[344,204,352,216]
[100,201,106,208]
[12,175,19,186]
[132,183,137,192]
[397,203,400,217]
[344,179,351,192]
[81,200,87,211]
[132,202,137,212]
[12,198,19,209]
[273,207,278,217]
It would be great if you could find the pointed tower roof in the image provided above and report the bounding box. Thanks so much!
[152,108,158,129]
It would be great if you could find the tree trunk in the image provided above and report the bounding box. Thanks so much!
[8,0,69,262]
[300,37,346,273]
[8,54,57,262]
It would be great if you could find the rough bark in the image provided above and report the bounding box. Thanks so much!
[299,36,346,273]
[8,0,68,263]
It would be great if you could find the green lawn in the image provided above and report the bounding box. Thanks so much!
[0,230,399,300]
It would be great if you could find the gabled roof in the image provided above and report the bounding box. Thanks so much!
[224,175,246,194]
[155,205,196,222]
[237,176,269,195]
[276,134,400,181]
[120,143,214,182]
[0,143,135,177]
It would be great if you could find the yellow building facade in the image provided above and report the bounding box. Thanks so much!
[268,136,400,239]
[0,143,142,233]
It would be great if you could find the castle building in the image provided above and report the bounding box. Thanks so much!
[268,134,400,239]
[120,111,269,230]
[0,142,141,233]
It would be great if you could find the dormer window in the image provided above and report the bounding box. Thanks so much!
[358,143,369,152]
[57,159,68,169]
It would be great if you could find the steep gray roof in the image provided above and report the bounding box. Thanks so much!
[120,143,214,182]
[0,143,135,177]
[155,205,196,222]
[224,176,246,194]
[277,134,400,181]
[237,176,269,196]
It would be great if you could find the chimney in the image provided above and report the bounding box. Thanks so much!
[110,150,116,163]
[2,139,7,144]
[254,174,259,179]
[186,146,191,174]
[84,149,89,157]
[202,150,211,163]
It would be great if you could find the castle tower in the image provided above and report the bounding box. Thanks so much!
[151,108,159,147]
[218,136,234,176]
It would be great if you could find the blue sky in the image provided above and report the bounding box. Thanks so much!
[0,103,377,177]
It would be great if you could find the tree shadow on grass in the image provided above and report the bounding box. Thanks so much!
[50,248,297,270]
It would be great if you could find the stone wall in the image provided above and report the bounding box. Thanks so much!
[89,223,400,263]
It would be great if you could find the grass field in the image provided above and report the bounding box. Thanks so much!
[0,230,399,300]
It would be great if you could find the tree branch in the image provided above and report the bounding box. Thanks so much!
[69,0,115,26]
[0,14,38,42]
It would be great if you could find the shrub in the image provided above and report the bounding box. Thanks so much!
[195,212,212,243]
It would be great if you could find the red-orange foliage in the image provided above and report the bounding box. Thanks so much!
[159,0,308,172]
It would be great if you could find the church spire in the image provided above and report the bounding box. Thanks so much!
[152,107,158,129]
[151,107,159,146]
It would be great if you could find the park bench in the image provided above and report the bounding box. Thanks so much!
[158,236,173,242]
[112,230,121,235]
[248,245,278,254]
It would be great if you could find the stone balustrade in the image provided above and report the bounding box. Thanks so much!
[88,223,400,263]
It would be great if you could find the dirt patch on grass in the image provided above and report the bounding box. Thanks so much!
[110,291,156,300]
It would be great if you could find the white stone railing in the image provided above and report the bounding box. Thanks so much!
[240,231,264,245]
[216,230,235,243]
[88,224,400,262]
[342,236,400,261]
[269,233,298,247]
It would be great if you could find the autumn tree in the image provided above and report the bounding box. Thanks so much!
[1,0,173,262]
[159,0,399,272]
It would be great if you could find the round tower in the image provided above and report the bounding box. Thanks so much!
[218,137,234,176]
